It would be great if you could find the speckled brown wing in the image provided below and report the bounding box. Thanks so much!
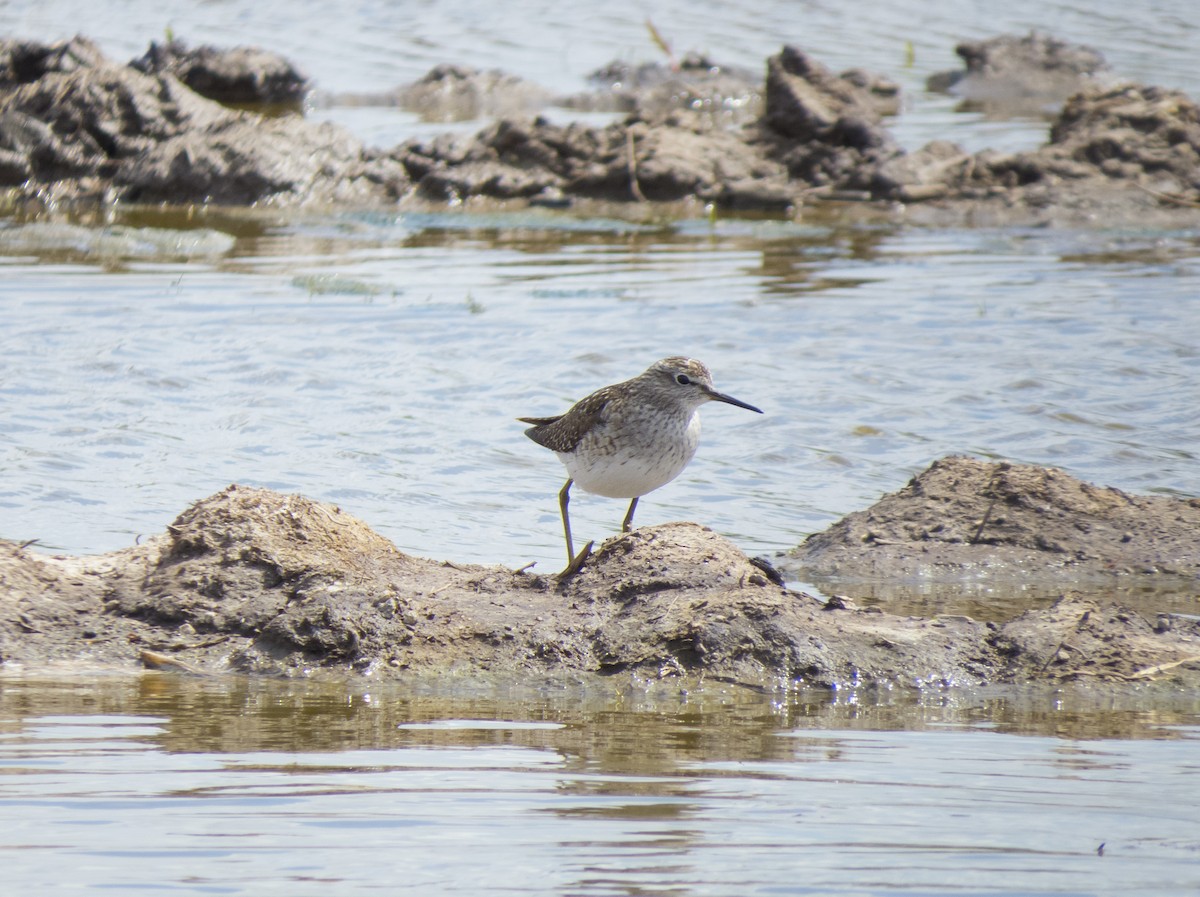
[518,387,612,453]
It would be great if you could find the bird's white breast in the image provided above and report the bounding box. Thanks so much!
[562,411,701,498]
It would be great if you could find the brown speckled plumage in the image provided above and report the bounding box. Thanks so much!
[519,357,762,574]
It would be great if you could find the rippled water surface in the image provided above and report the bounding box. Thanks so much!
[1,674,1199,896]
[2,4,1200,892]
[1,0,1198,575]
[2,210,1198,582]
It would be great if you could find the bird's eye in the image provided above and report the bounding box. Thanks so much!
[675,374,691,385]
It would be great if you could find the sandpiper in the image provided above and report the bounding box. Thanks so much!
[519,356,762,575]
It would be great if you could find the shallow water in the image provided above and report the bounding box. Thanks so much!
[2,209,1199,589]
[1,1,1199,581]
[2,5,1200,891]
[1,674,1198,896]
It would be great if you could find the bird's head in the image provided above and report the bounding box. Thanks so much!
[647,357,763,414]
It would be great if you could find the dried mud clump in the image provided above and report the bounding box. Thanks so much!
[787,455,1200,579]
[0,36,407,207]
[927,31,1108,113]
[3,34,1200,220]
[2,462,1199,688]
[130,40,311,107]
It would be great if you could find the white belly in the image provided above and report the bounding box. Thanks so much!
[562,413,701,498]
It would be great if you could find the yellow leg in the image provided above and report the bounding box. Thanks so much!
[558,479,575,566]
[621,496,639,533]
[557,479,593,578]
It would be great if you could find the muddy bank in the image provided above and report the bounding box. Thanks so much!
[396,33,1200,223]
[2,34,1199,223]
[926,32,1109,116]
[0,36,408,207]
[2,460,1198,687]
[400,41,1199,224]
[787,456,1200,581]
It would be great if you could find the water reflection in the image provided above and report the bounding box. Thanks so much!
[1,674,1198,896]
[2,673,1199,755]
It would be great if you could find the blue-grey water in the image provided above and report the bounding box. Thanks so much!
[2,214,1197,576]
[1,675,1199,896]
[1,1,1200,893]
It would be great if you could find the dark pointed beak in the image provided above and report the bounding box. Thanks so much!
[702,385,763,414]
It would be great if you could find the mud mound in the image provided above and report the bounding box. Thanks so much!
[759,45,898,188]
[398,63,551,123]
[575,53,767,126]
[995,596,1200,682]
[788,455,1200,579]
[927,32,1108,114]
[131,40,310,107]
[3,471,1199,687]
[398,107,792,207]
[1047,84,1200,186]
[4,34,1200,221]
[0,36,407,207]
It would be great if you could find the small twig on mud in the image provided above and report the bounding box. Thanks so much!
[1133,181,1200,208]
[1039,643,1065,672]
[513,561,537,574]
[644,18,679,70]
[178,635,232,651]
[1051,668,1130,681]
[1040,610,1096,672]
[968,498,998,544]
[627,130,648,202]
[139,650,209,676]
[969,469,1002,545]
[1129,654,1200,679]
[1040,640,1087,673]
[661,592,685,618]
[313,504,353,527]
[16,538,40,551]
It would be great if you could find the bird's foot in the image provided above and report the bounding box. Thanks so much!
[557,541,594,579]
